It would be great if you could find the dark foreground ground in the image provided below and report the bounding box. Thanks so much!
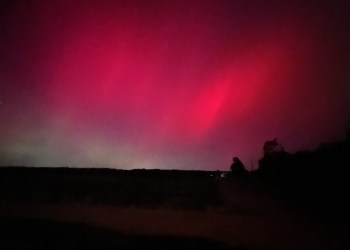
[0,167,349,250]
[0,217,240,250]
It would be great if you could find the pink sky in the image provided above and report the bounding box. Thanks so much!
[1,1,349,170]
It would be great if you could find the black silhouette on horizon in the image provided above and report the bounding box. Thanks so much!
[0,130,350,227]
[228,156,248,178]
[228,131,350,224]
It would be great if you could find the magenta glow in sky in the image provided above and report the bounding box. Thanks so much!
[1,1,349,170]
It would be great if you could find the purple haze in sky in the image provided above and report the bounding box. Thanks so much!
[1,1,349,170]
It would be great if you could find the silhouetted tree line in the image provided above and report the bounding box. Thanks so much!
[230,133,350,222]
[255,135,350,186]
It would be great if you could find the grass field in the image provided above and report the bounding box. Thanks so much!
[0,167,349,250]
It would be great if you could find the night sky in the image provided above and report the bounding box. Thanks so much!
[1,0,349,170]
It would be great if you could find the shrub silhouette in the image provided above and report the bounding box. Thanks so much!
[228,157,248,177]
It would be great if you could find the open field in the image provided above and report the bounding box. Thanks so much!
[0,167,349,249]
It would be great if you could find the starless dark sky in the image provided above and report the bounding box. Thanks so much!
[0,0,349,170]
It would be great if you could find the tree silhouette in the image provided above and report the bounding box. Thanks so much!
[257,138,291,178]
[263,138,285,156]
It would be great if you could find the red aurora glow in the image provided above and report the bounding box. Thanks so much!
[1,1,349,169]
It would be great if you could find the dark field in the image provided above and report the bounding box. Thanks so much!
[0,167,221,208]
[0,217,242,250]
[0,167,349,250]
